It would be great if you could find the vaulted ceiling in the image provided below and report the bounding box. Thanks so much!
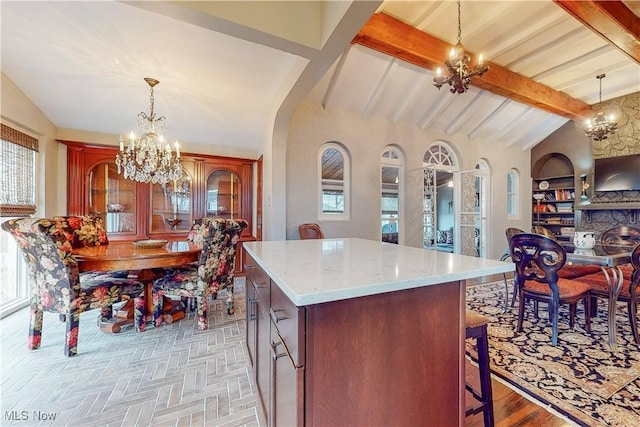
[2,1,639,156]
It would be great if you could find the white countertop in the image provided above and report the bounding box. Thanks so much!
[243,238,514,306]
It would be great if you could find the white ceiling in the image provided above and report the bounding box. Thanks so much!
[2,1,639,156]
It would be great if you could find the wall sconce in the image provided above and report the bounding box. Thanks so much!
[447,180,454,188]
[580,174,590,200]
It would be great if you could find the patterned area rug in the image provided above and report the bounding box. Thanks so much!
[466,280,640,427]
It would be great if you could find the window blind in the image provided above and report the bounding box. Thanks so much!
[1,124,39,217]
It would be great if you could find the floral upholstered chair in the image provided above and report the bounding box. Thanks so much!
[153,218,247,330]
[1,216,144,356]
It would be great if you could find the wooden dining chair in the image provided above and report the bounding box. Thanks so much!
[500,227,525,311]
[531,226,600,280]
[298,223,324,239]
[1,216,144,356]
[572,227,640,343]
[153,218,248,330]
[509,233,592,346]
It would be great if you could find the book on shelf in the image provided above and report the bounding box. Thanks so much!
[556,202,573,212]
[553,189,573,201]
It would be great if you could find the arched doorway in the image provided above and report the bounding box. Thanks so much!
[423,143,459,253]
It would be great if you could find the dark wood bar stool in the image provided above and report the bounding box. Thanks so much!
[465,309,494,427]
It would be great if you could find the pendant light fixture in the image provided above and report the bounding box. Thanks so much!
[433,0,489,94]
[115,77,183,185]
[584,74,618,141]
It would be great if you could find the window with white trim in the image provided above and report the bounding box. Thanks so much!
[318,143,350,220]
[0,123,38,318]
[507,169,519,218]
[381,147,403,244]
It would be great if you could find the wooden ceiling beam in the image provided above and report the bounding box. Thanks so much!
[554,0,640,65]
[352,12,591,122]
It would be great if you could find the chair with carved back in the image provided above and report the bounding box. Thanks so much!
[299,223,325,239]
[1,216,144,356]
[532,226,601,280]
[531,225,555,240]
[571,226,640,343]
[153,218,247,330]
[509,233,592,346]
[499,228,525,311]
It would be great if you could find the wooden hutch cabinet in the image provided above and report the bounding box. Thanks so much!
[61,140,256,273]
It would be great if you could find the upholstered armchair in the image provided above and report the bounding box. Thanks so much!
[1,216,144,356]
[509,233,592,346]
[153,218,248,330]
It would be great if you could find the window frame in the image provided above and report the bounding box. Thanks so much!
[381,146,403,243]
[318,142,350,221]
[506,168,519,219]
[0,123,38,318]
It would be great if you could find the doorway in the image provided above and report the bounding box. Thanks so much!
[423,143,458,253]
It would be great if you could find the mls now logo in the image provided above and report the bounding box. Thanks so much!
[4,410,58,421]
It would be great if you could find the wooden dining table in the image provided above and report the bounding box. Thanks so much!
[73,240,201,332]
[564,243,633,352]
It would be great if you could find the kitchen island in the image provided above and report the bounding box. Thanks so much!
[243,238,513,427]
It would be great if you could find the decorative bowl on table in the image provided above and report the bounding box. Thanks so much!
[107,203,126,212]
[132,239,169,249]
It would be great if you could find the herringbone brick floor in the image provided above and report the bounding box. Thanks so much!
[0,280,266,427]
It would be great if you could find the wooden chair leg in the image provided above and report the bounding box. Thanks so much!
[517,294,526,333]
[629,300,639,344]
[569,303,576,329]
[584,296,591,333]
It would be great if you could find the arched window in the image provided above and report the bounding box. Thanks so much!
[381,146,404,244]
[318,142,350,220]
[507,169,519,218]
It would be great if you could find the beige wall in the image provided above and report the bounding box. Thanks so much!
[286,102,532,259]
[1,73,62,217]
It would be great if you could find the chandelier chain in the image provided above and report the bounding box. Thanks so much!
[149,85,155,118]
[597,73,604,104]
[457,0,462,44]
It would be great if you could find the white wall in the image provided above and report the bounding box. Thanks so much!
[286,101,532,259]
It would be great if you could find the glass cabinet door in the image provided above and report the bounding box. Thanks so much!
[150,173,192,232]
[206,170,241,219]
[88,162,136,234]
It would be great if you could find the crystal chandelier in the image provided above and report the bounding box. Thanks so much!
[115,77,182,185]
[433,0,489,94]
[584,74,617,141]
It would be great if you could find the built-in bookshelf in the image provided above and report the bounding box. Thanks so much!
[532,174,575,240]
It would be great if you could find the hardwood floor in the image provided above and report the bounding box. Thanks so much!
[465,366,573,427]
[465,273,574,427]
